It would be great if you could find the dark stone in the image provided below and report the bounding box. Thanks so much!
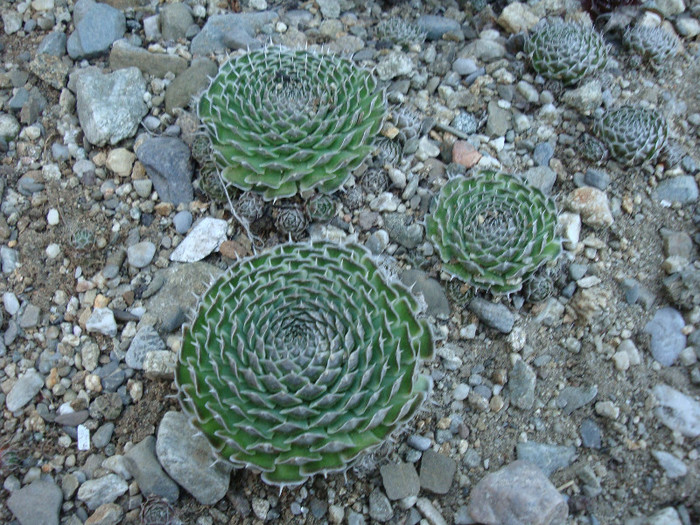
[135,137,193,204]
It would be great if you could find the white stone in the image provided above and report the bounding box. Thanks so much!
[651,450,687,479]
[653,384,700,438]
[595,401,619,419]
[497,2,540,33]
[655,0,685,17]
[612,350,630,372]
[2,12,22,35]
[170,218,228,263]
[46,243,61,259]
[369,192,399,212]
[3,292,20,315]
[558,212,581,250]
[85,308,118,338]
[31,0,54,11]
[46,208,59,226]
[106,148,136,177]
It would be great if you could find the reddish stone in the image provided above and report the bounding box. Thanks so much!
[452,140,482,168]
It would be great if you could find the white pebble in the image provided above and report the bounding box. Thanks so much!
[595,401,620,420]
[46,243,61,258]
[612,350,630,371]
[46,208,59,226]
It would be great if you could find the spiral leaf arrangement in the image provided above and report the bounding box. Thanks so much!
[375,18,427,48]
[525,21,608,84]
[176,241,433,487]
[198,47,386,201]
[426,171,562,295]
[623,25,678,69]
[593,106,668,166]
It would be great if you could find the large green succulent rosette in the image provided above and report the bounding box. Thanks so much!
[525,21,608,85]
[176,241,433,487]
[198,48,386,200]
[426,171,562,295]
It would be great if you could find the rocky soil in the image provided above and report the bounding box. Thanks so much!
[0,0,699,524]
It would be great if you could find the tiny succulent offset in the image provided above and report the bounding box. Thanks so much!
[375,18,427,48]
[525,21,608,84]
[275,204,308,237]
[306,194,337,223]
[623,25,678,69]
[593,105,668,166]
[426,171,562,295]
[176,241,433,487]
[198,47,386,200]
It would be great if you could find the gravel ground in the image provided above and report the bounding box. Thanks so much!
[0,0,699,524]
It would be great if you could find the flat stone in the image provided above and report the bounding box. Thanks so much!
[580,419,602,449]
[156,411,232,504]
[7,478,62,525]
[6,369,45,412]
[400,269,450,319]
[160,3,193,41]
[467,460,568,525]
[653,176,698,204]
[135,136,193,204]
[76,474,128,511]
[19,303,40,328]
[169,217,228,262]
[84,502,123,525]
[416,15,461,40]
[515,442,577,477]
[67,1,126,60]
[469,297,515,334]
[651,450,687,479]
[124,435,179,502]
[368,489,393,522]
[85,308,118,338]
[109,40,188,77]
[126,325,166,370]
[190,12,278,55]
[164,58,218,113]
[644,307,686,367]
[652,384,700,438]
[557,385,597,415]
[419,449,456,495]
[75,67,147,146]
[509,359,536,410]
[37,31,67,56]
[380,462,420,500]
[523,166,556,194]
[486,100,510,137]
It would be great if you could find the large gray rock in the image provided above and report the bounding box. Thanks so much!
[75,67,147,146]
[67,0,126,60]
[191,12,279,55]
[135,136,193,204]
[76,474,128,510]
[7,478,63,525]
[467,460,568,525]
[156,411,232,505]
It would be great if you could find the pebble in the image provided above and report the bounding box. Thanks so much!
[652,384,700,438]
[515,442,577,476]
[468,297,515,333]
[532,142,554,167]
[105,148,135,178]
[92,423,114,449]
[416,497,448,525]
[124,435,179,502]
[407,434,432,451]
[19,303,40,328]
[643,507,683,525]
[84,502,123,525]
[595,400,620,419]
[126,325,166,370]
[46,208,59,225]
[173,210,193,234]
[7,478,63,525]
[126,241,156,269]
[417,15,461,40]
[509,359,536,409]
[383,212,424,249]
[580,418,602,449]
[155,411,232,504]
[0,113,20,140]
[399,269,450,319]
[419,449,456,495]
[651,450,687,479]
[452,57,478,76]
[644,307,686,366]
[380,462,420,500]
[6,368,44,412]
[523,166,556,194]
[252,498,270,520]
[467,461,568,525]
[135,136,193,204]
[565,187,613,228]
[160,3,194,41]
[3,292,20,315]
[190,12,278,55]
[165,58,219,113]
[85,308,118,338]
[76,474,128,510]
[169,217,228,262]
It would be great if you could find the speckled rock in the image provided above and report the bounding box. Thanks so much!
[565,187,613,228]
[7,478,62,525]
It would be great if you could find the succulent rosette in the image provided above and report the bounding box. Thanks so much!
[426,171,562,294]
[176,241,433,487]
[623,25,678,68]
[525,21,608,84]
[198,47,386,201]
[593,105,668,165]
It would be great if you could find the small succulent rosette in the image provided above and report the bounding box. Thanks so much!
[375,17,427,48]
[623,25,679,69]
[525,20,608,85]
[198,47,386,201]
[593,105,668,166]
[426,170,562,295]
[176,241,433,487]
